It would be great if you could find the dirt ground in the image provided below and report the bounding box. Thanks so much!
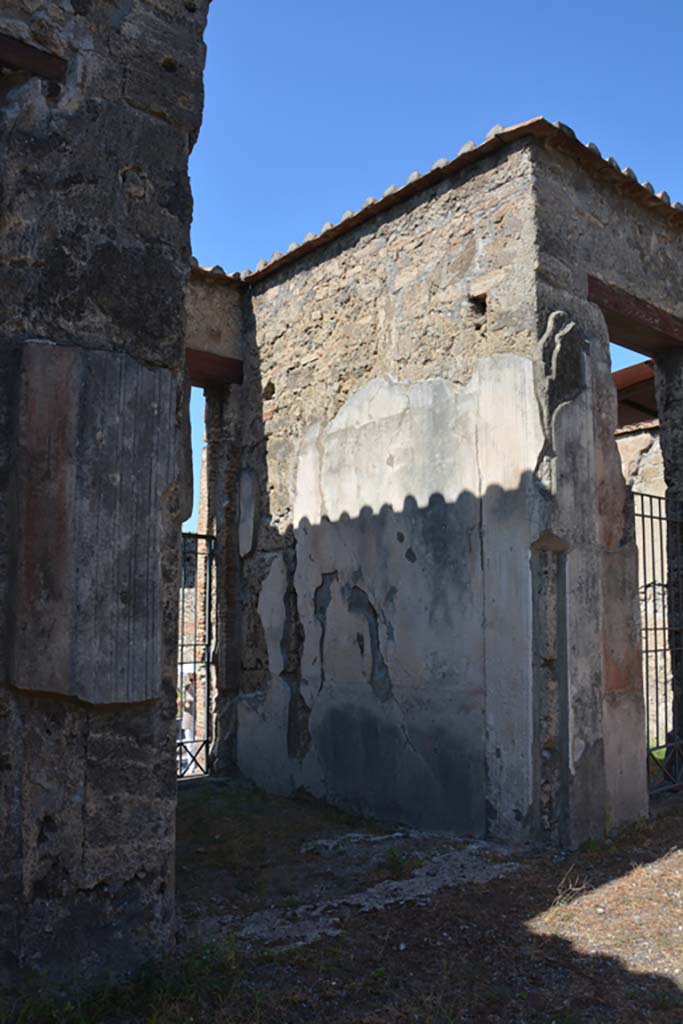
[9,776,683,1024]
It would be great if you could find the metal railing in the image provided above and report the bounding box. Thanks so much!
[177,532,215,779]
[634,492,683,793]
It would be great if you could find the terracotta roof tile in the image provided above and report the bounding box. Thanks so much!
[191,117,682,286]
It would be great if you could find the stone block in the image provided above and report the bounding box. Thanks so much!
[185,275,242,363]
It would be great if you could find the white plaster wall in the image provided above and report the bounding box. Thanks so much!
[236,354,546,833]
[547,328,648,842]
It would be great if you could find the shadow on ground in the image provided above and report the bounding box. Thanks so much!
[5,777,683,1023]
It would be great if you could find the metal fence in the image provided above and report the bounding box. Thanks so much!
[177,532,215,779]
[634,492,683,793]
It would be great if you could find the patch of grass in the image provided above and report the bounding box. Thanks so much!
[1,938,243,1024]
[8,780,683,1024]
[550,864,593,908]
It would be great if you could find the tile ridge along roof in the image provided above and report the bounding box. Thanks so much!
[191,116,683,287]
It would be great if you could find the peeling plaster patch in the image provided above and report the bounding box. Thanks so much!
[238,469,257,557]
[242,356,548,833]
[257,555,288,679]
[572,736,586,769]
[313,571,337,692]
[347,585,392,702]
[281,545,304,681]
[615,427,663,495]
[287,691,311,761]
[282,543,310,760]
[293,422,323,526]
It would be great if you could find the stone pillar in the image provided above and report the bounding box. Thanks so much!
[0,1,208,995]
[531,294,648,847]
[204,386,243,774]
[655,350,683,770]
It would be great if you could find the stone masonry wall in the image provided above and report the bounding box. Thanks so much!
[530,139,681,840]
[211,135,656,846]
[616,423,663,497]
[225,145,555,838]
[0,0,208,996]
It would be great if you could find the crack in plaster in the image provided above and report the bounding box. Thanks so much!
[313,572,337,694]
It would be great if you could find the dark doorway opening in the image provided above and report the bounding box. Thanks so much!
[601,278,683,794]
[177,531,216,777]
[177,387,216,778]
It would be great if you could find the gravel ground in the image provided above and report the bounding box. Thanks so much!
[7,779,683,1024]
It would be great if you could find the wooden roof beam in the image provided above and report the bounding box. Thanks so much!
[0,32,67,83]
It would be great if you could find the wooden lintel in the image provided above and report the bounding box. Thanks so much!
[621,396,658,419]
[186,348,243,388]
[588,276,683,357]
[0,32,67,83]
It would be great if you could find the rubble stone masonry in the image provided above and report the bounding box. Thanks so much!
[231,145,542,838]
[0,0,209,994]
[199,129,677,848]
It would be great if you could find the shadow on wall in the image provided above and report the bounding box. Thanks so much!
[239,481,560,839]
[209,276,641,842]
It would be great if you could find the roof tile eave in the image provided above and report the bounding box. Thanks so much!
[192,117,683,285]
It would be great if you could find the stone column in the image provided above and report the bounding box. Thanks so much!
[0,1,208,996]
[204,386,243,774]
[655,350,683,772]
[531,292,648,847]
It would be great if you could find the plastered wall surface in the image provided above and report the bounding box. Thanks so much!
[0,0,208,994]
[185,274,242,362]
[217,146,579,840]
[207,136,664,846]
[238,359,544,832]
[530,140,675,838]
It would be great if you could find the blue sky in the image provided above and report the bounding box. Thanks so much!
[185,0,682,527]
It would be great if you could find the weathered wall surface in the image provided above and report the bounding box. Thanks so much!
[532,140,663,839]
[654,353,683,775]
[210,137,655,846]
[616,423,663,496]
[532,141,683,324]
[615,421,671,752]
[239,361,545,832]
[221,146,557,839]
[0,0,208,995]
[185,273,242,362]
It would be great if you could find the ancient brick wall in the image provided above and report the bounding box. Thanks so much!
[0,0,208,995]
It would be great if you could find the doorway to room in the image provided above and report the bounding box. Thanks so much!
[177,387,217,778]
